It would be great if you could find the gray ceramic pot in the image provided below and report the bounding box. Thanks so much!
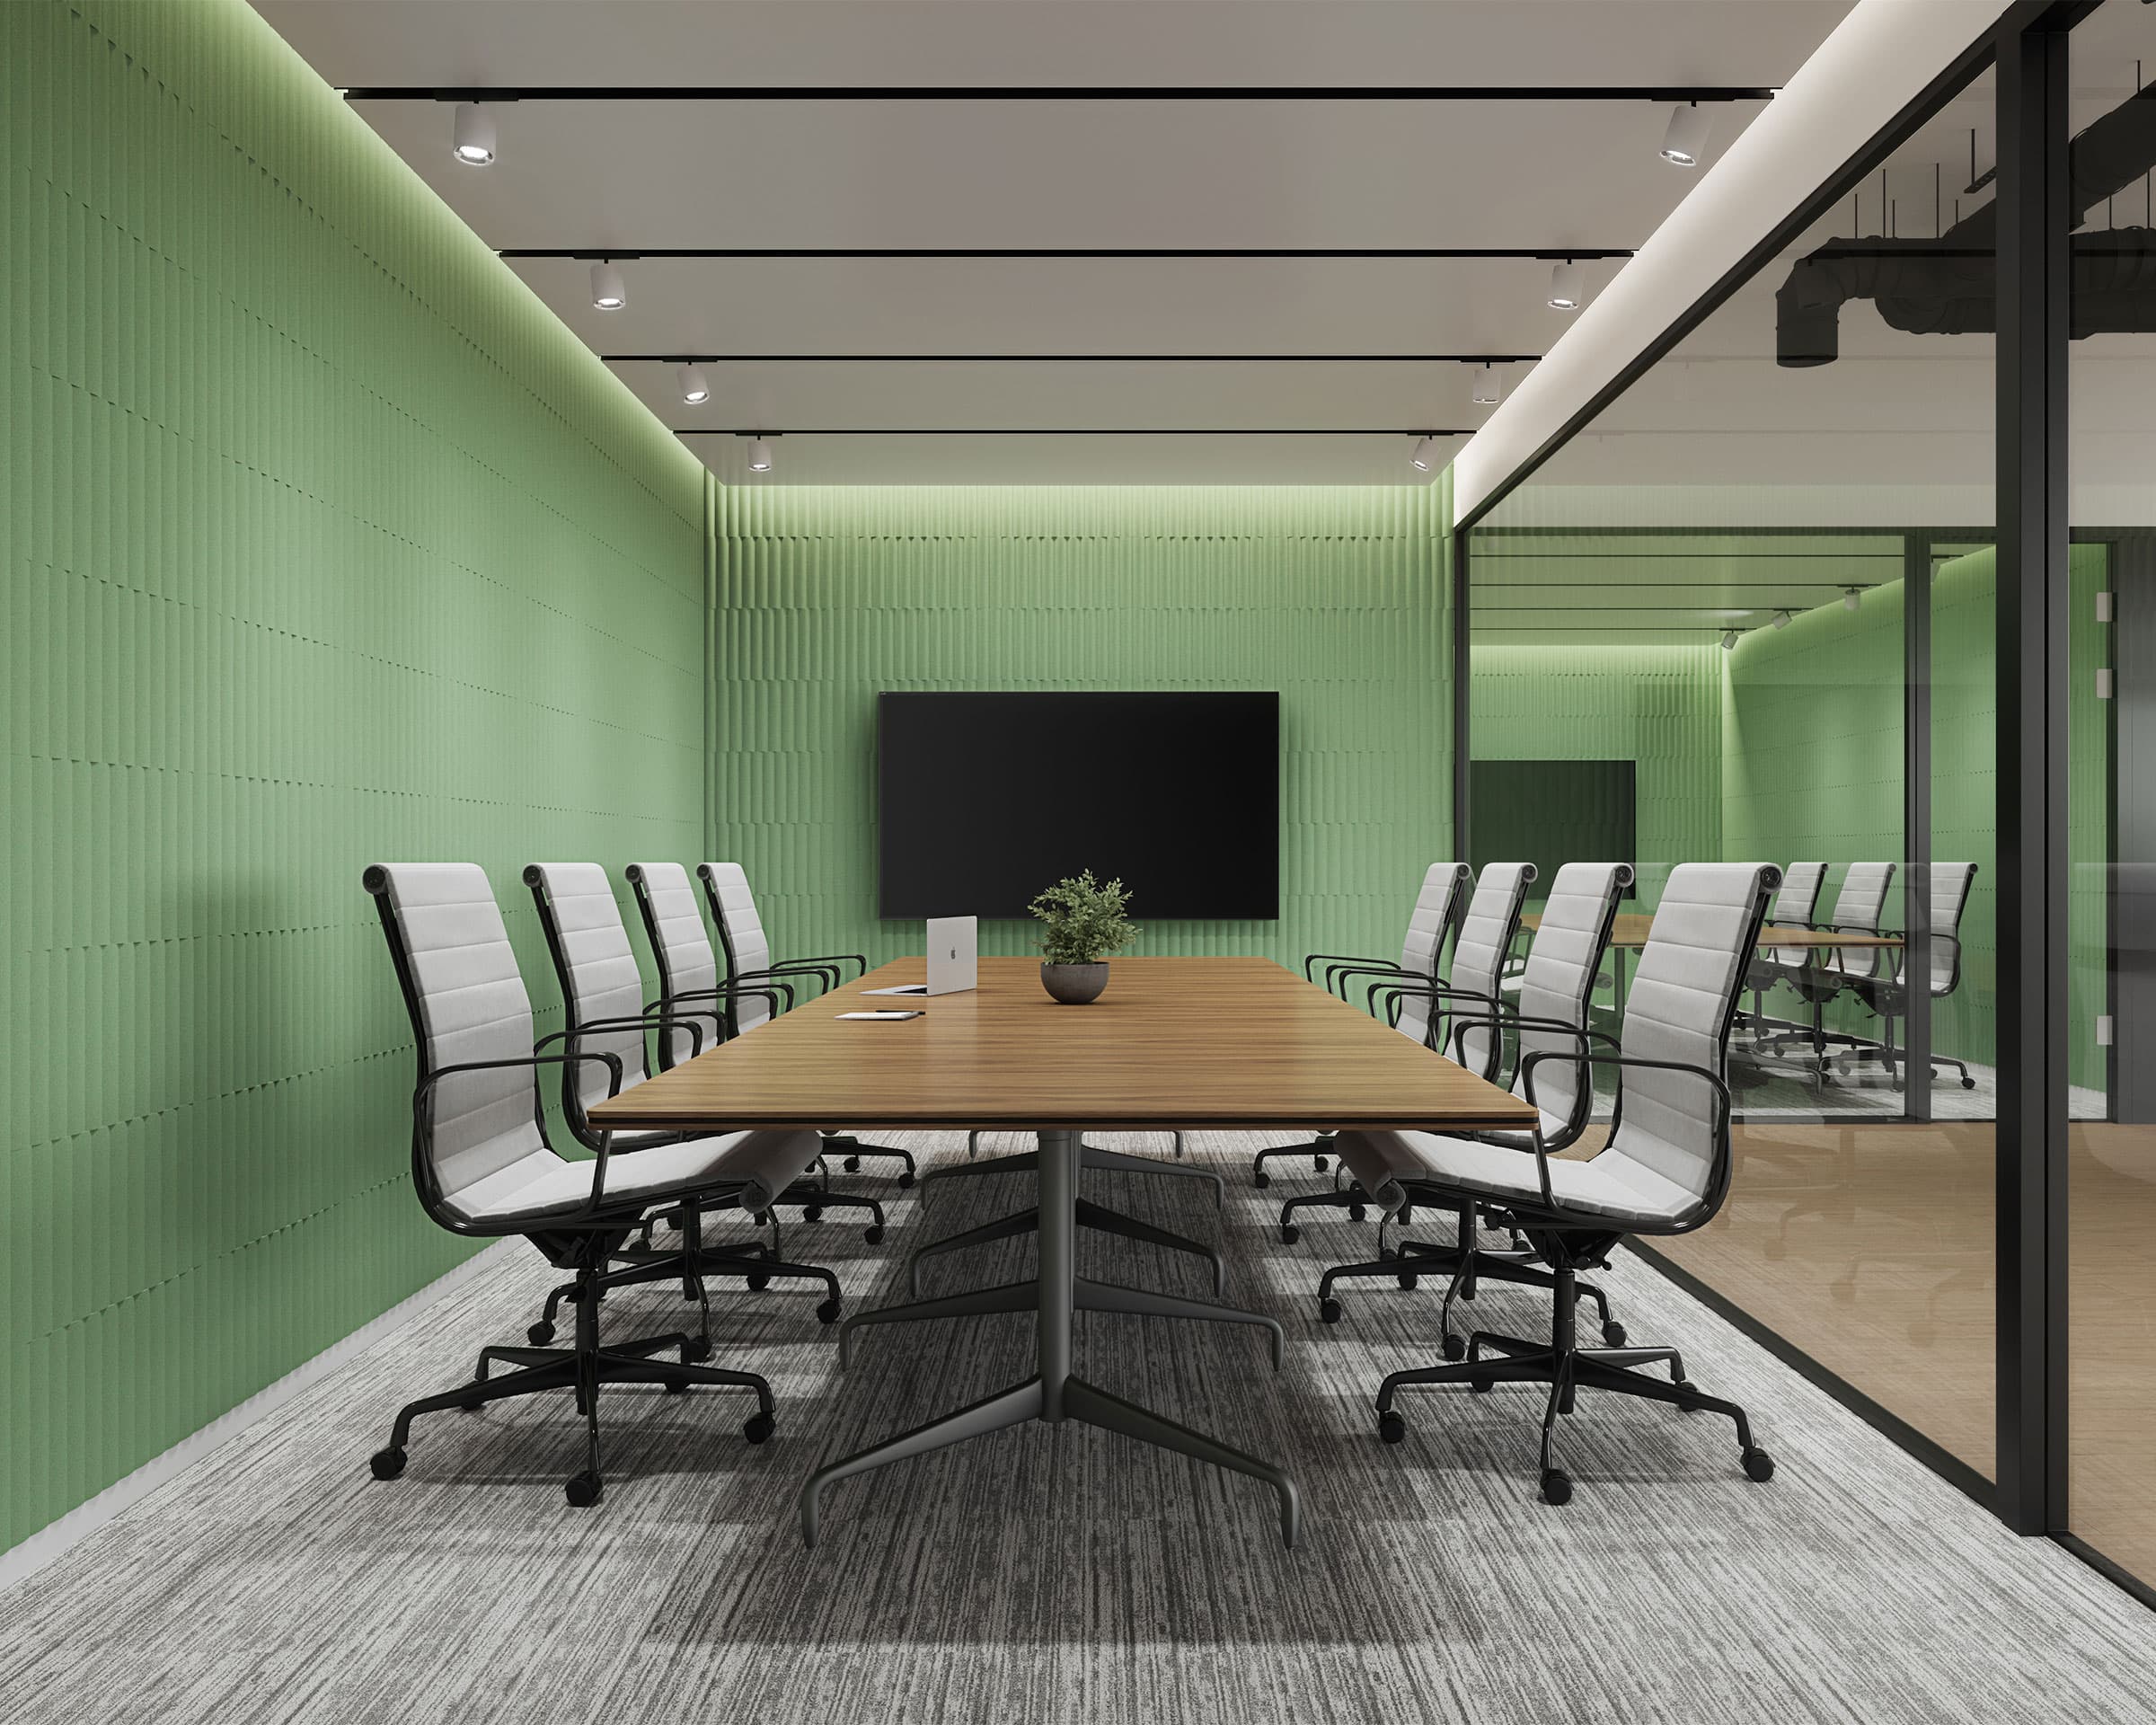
[1040,961,1109,1004]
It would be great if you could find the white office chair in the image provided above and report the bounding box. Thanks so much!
[1254,862,1471,1189]
[1763,859,1897,1081]
[362,862,823,1506]
[699,861,916,1186]
[526,862,880,1332]
[1275,862,1534,1242]
[1843,862,1980,1091]
[1736,859,1826,1040]
[1310,862,1634,1348]
[1335,862,1783,1505]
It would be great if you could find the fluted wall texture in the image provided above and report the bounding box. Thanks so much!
[1470,644,1724,912]
[2,0,707,1551]
[706,482,1453,969]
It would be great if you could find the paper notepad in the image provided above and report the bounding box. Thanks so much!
[836,1009,923,1021]
[862,985,929,995]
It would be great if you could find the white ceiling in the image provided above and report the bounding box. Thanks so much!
[253,0,1855,484]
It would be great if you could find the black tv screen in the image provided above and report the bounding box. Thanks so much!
[1468,758,1638,901]
[878,692,1279,919]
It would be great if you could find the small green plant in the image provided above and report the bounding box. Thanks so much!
[1029,871,1139,966]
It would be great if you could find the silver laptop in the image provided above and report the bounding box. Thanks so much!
[926,916,978,995]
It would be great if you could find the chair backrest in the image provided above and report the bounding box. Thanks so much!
[698,862,774,1030]
[364,862,547,1220]
[525,863,651,1121]
[1925,862,1978,995]
[1508,862,1632,1135]
[627,861,722,1068]
[1824,859,1896,978]
[1446,862,1535,1075]
[1395,862,1471,1045]
[1763,860,1827,966]
[1606,862,1780,1214]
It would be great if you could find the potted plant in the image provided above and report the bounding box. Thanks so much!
[1029,871,1138,1004]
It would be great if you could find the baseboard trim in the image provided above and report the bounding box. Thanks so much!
[0,1239,518,1593]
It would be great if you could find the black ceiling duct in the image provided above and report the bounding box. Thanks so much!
[1776,84,2156,366]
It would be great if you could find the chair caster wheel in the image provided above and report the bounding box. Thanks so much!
[1347,1203,1366,1224]
[746,1271,771,1291]
[1441,1331,1466,1361]
[684,1336,712,1363]
[844,1155,862,1173]
[370,1446,406,1481]
[1312,1154,1330,1173]
[1280,1224,1300,1246]
[1253,1170,1272,1190]
[1397,1207,1415,1228]
[817,1297,843,1325]
[665,1377,689,1395]
[743,1412,775,1446]
[1540,1469,1573,1507]
[526,1321,554,1347]
[1377,1410,1405,1444]
[1469,1374,1493,1394]
[897,1171,916,1190]
[564,1472,603,1508]
[1603,1320,1627,1348]
[1399,1272,1420,1292]
[1961,1076,1977,1091]
[802,1206,823,1225]
[1743,1446,1776,1482]
[1319,1297,1342,1325]
[863,1225,886,1246]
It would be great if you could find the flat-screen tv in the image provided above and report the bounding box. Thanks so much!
[1469,758,1638,901]
[878,691,1279,919]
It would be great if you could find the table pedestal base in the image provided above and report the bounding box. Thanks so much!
[799,1128,1301,1549]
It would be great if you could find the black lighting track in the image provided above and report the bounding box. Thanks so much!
[675,427,1476,437]
[503,247,1632,261]
[343,84,1778,103]
[605,351,1544,364]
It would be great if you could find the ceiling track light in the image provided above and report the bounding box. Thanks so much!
[1843,587,1863,612]
[677,363,711,404]
[451,102,496,165]
[1720,629,1740,651]
[590,260,627,310]
[1408,434,1445,473]
[1771,608,1792,630]
[1471,362,1502,406]
[1547,260,1583,311]
[746,435,776,473]
[1660,101,1710,167]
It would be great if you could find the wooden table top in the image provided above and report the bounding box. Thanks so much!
[589,955,1539,1135]
[1522,911,1903,951]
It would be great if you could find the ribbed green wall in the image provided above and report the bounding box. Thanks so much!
[1470,644,1723,910]
[706,480,1453,968]
[2,0,708,1550]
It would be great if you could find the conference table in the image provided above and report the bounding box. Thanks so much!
[591,953,1536,1550]
[1519,910,1903,1003]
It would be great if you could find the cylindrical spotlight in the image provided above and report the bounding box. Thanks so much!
[451,103,496,166]
[747,438,775,473]
[1471,363,1502,406]
[1844,587,1862,612]
[590,261,627,310]
[1721,630,1739,652]
[677,363,711,404]
[1409,436,1444,473]
[1771,608,1792,630]
[1660,102,1710,167]
[1547,261,1583,311]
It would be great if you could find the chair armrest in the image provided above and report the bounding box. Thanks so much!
[414,1049,623,1114]
[669,980,794,1017]
[794,952,868,979]
[1518,1049,1735,1216]
[1305,952,1397,990]
[1303,951,1384,983]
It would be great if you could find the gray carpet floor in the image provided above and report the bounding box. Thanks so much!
[2,1131,2151,1724]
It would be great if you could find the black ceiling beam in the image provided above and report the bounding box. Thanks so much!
[675,427,1476,437]
[605,351,1543,364]
[504,247,1631,261]
[344,84,1777,102]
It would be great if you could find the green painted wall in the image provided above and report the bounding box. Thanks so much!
[3,0,708,1550]
[1470,644,1723,911]
[706,480,1454,969]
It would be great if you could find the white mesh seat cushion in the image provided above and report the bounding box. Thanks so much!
[1395,863,1469,1044]
[629,861,723,1065]
[448,1128,823,1228]
[528,863,653,1114]
[1442,862,1533,1070]
[374,863,552,1216]
[700,862,773,1030]
[1337,1126,1697,1228]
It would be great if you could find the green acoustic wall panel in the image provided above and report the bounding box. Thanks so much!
[2,0,708,1550]
[1470,644,1723,910]
[706,479,1453,970]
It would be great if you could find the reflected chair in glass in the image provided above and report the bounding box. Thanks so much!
[1734,859,1827,1045]
[1763,860,1897,1084]
[1253,861,1471,1189]
[362,862,825,1505]
[1334,862,1783,1505]
[1841,862,1980,1092]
